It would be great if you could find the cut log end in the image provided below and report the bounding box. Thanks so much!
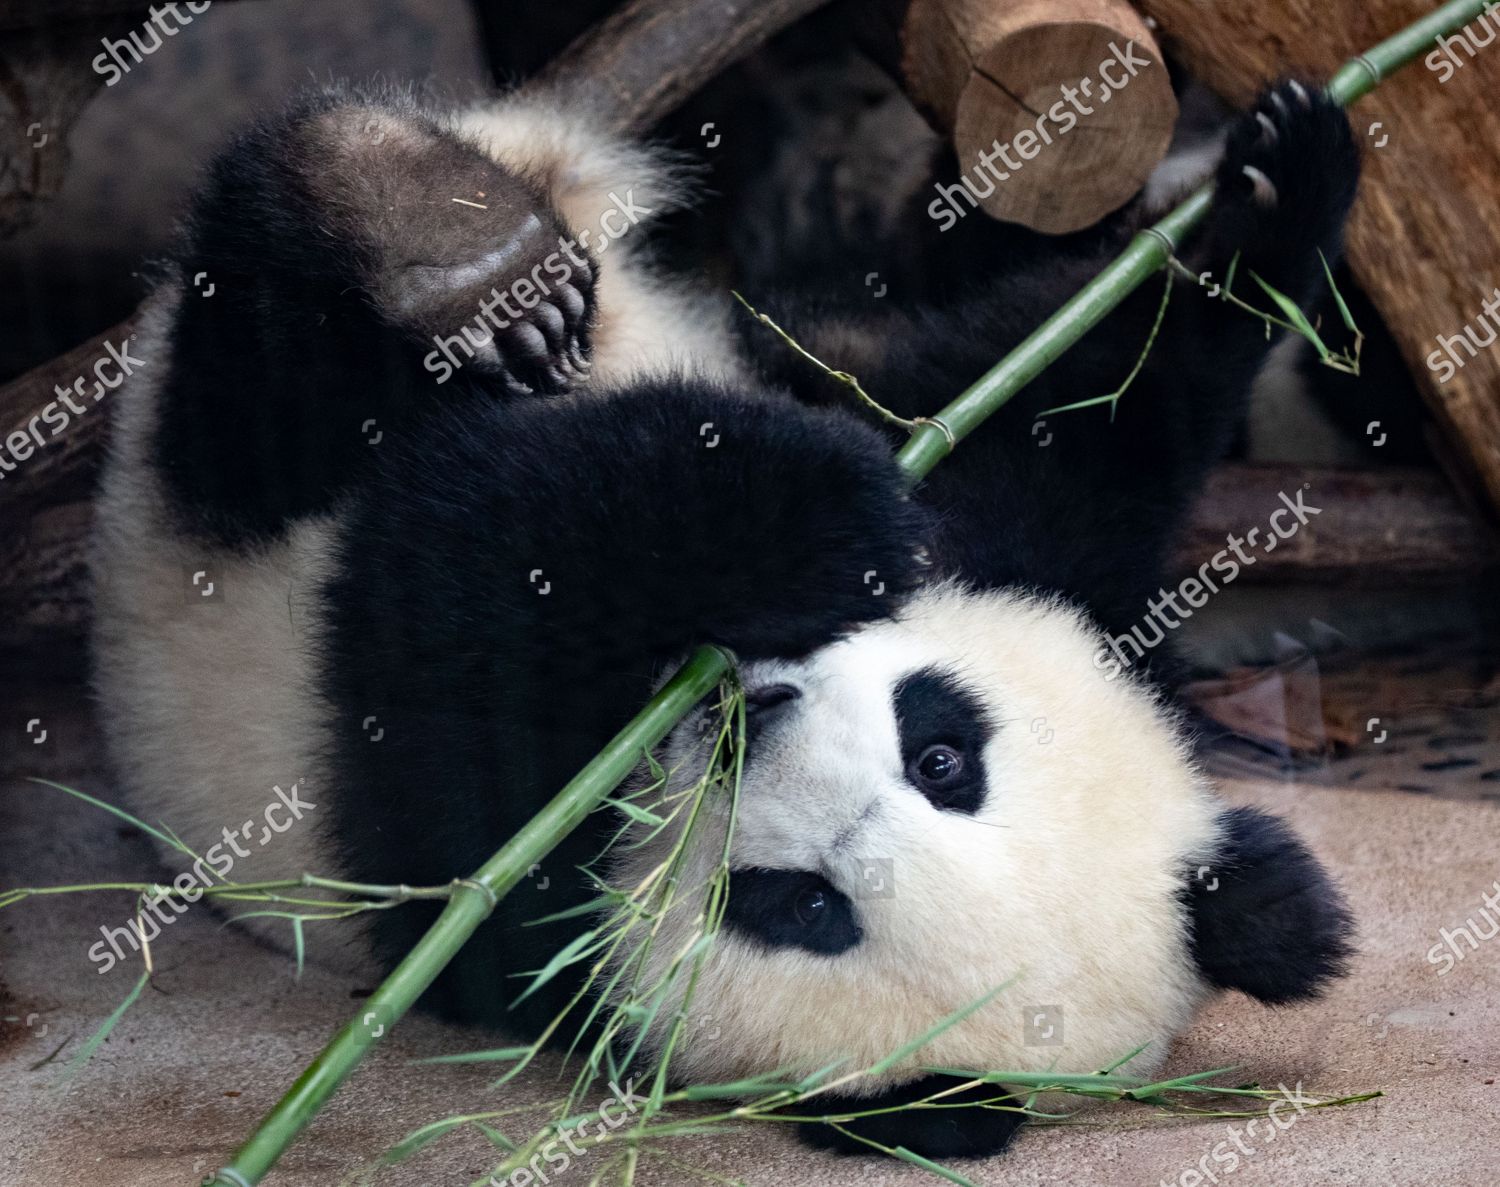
[904,0,1178,234]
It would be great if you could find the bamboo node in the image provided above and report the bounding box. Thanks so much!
[452,877,499,911]
[913,416,957,453]
[1141,225,1179,258]
[1353,53,1383,84]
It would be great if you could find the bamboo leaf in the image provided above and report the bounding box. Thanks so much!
[63,970,148,1079]
[1319,249,1359,334]
[414,1046,535,1065]
[29,779,188,856]
[888,1146,980,1186]
[607,799,668,828]
[380,1113,498,1163]
[1252,273,1330,358]
[512,929,602,1005]
[474,1122,517,1151]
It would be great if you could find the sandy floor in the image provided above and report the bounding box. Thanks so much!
[4,667,1498,1187]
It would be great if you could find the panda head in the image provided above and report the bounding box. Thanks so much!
[608,582,1352,1091]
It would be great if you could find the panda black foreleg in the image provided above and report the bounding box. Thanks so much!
[152,88,594,546]
[321,377,927,1027]
[1131,79,1361,458]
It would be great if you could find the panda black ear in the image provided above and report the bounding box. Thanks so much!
[1187,807,1354,1004]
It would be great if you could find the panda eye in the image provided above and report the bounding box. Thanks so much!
[914,744,964,786]
[794,887,827,926]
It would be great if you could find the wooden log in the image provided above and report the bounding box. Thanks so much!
[533,0,835,134]
[898,0,1179,234]
[0,20,130,235]
[0,500,93,652]
[1138,0,1500,524]
[0,317,136,518]
[0,1,254,33]
[1176,463,1498,586]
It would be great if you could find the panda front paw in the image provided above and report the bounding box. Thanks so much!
[1212,80,1359,271]
[795,1075,1026,1160]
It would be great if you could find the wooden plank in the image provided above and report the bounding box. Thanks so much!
[1177,462,1498,585]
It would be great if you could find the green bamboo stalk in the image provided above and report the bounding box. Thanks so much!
[210,647,730,1185]
[209,4,1489,1181]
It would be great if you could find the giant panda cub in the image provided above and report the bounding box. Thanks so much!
[91,80,1359,1158]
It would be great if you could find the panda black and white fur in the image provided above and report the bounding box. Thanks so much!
[90,80,1359,1159]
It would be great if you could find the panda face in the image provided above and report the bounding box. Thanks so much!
[607,582,1225,1092]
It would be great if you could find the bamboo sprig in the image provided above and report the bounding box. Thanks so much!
[731,291,915,431]
[377,1049,1380,1187]
[189,5,1489,1181]
[731,291,957,446]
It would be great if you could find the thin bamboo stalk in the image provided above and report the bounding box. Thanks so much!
[209,4,1492,1181]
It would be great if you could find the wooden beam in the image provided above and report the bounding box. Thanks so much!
[533,0,835,134]
[1177,463,1498,585]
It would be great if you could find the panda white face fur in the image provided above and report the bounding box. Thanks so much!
[88,80,1360,1158]
[616,585,1220,1091]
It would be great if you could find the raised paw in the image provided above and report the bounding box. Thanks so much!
[187,89,597,399]
[307,102,597,395]
[1213,79,1360,266]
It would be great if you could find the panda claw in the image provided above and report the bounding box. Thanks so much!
[508,321,553,364]
[1255,112,1278,146]
[533,300,567,351]
[498,367,534,396]
[1241,165,1277,208]
[557,281,587,325]
[1286,79,1311,108]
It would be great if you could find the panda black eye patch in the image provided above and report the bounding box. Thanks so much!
[724,868,862,955]
[892,667,992,813]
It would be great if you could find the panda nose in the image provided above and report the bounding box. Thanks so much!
[744,684,800,737]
